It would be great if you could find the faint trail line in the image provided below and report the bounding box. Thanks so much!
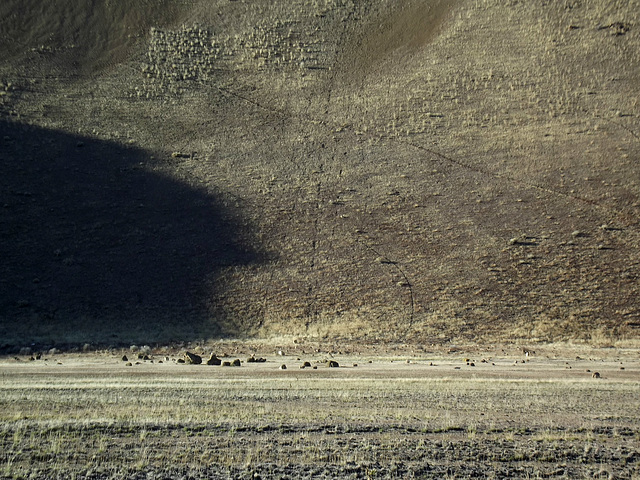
[605,118,640,142]
[213,69,635,230]
[396,137,634,223]
[215,85,287,118]
[354,236,415,336]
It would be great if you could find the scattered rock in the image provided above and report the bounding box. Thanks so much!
[184,351,202,364]
[122,355,129,362]
[327,360,339,368]
[232,359,241,367]
[279,364,287,370]
[598,22,630,35]
[302,361,312,367]
[592,372,601,379]
[126,362,133,367]
[222,361,232,367]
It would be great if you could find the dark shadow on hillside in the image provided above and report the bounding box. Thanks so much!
[0,120,265,350]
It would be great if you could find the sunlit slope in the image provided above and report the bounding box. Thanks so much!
[1,0,639,346]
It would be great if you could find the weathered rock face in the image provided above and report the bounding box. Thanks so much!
[184,351,202,365]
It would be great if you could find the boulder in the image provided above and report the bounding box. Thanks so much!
[184,351,202,365]
[207,354,222,365]
[232,359,241,367]
[327,360,339,368]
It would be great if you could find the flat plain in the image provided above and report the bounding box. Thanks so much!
[1,344,639,479]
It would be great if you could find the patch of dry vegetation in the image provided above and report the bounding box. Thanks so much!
[1,350,639,478]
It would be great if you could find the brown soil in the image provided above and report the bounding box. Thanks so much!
[1,0,639,348]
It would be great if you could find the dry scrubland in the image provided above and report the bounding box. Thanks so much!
[2,1,640,478]
[1,345,639,479]
[1,0,639,347]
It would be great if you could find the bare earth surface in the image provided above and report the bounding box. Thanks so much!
[1,0,640,347]
[1,345,639,479]
[1,2,640,476]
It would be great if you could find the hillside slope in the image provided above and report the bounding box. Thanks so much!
[1,0,639,348]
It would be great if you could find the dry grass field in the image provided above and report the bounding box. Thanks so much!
[1,1,640,476]
[1,344,639,479]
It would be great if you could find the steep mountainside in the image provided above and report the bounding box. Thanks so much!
[1,0,639,348]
